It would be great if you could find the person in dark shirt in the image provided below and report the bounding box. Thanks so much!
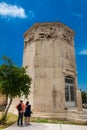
[24,101,32,125]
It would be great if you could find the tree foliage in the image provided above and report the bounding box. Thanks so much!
[81,90,87,104]
[0,56,32,121]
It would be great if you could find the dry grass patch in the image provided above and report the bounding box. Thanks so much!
[0,112,17,129]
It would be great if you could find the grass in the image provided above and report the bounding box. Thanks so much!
[0,112,17,130]
[31,117,87,125]
[0,113,87,129]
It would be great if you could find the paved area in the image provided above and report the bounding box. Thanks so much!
[5,122,87,130]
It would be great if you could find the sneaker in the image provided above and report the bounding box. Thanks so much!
[21,125,24,127]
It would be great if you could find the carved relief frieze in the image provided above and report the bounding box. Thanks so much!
[24,22,74,46]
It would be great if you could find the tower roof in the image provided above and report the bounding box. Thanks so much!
[24,22,74,37]
[24,22,75,47]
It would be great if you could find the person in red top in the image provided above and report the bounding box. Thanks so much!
[16,100,25,126]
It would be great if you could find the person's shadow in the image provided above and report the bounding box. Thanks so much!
[52,85,57,108]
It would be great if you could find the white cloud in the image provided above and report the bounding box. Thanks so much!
[28,11,35,19]
[72,11,83,18]
[79,50,87,55]
[0,2,27,18]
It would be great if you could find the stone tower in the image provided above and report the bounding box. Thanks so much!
[23,22,82,114]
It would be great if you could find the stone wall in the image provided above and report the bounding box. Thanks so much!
[0,94,7,111]
[23,22,79,113]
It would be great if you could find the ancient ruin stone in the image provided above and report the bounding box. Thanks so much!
[23,22,82,113]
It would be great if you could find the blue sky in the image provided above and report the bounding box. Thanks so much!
[0,0,87,91]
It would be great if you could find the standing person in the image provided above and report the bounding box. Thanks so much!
[16,100,25,126]
[24,101,32,125]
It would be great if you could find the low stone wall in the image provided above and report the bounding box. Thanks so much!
[31,108,87,124]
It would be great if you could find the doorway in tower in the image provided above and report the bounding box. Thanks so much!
[65,76,75,107]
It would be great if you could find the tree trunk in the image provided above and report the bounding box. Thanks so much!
[3,97,13,120]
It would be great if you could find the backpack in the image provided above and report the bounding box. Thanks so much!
[17,104,22,111]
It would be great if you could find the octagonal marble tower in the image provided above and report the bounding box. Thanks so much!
[23,22,82,113]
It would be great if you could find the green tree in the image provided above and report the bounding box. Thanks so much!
[81,90,87,104]
[0,56,32,121]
